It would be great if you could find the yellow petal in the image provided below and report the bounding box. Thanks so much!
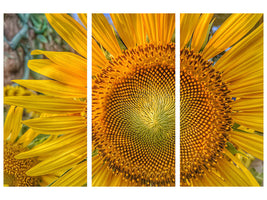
[31,50,86,75]
[217,158,250,186]
[225,150,259,186]
[230,83,263,98]
[14,80,86,98]
[16,128,39,148]
[92,161,115,186]
[135,14,147,45]
[232,112,263,125]
[215,23,263,82]
[231,99,263,132]
[52,161,87,186]
[28,59,86,88]
[201,169,228,186]
[225,54,263,84]
[230,131,263,160]
[22,116,86,135]
[92,155,129,186]
[16,133,86,158]
[45,14,87,58]
[233,119,263,133]
[78,13,87,28]
[180,14,200,49]
[26,145,86,176]
[92,38,108,76]
[142,13,175,45]
[202,14,262,59]
[4,106,23,143]
[92,14,121,57]
[110,14,137,48]
[232,109,263,118]
[40,175,58,186]
[228,72,263,91]
[191,14,213,52]
[4,106,15,141]
[232,98,263,111]
[4,96,86,114]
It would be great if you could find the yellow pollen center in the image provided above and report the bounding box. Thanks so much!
[4,142,41,186]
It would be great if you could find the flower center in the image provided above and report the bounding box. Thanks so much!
[180,49,232,186]
[4,142,41,186]
[92,43,175,186]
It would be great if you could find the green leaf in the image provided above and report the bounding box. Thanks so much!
[30,15,42,28]
[226,142,247,157]
[250,168,263,186]
[200,18,215,52]
[171,30,175,43]
[100,45,112,61]
[27,134,50,149]
[232,123,262,135]
[37,34,48,43]
[226,142,238,155]
[232,123,240,130]
[92,149,99,157]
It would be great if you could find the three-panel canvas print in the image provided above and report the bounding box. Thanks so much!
[3,13,263,187]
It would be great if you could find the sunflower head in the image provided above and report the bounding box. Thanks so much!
[180,48,232,183]
[180,13,263,186]
[4,142,40,186]
[92,14,175,186]
[4,106,42,186]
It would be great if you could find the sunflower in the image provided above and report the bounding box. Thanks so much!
[180,13,263,186]
[4,85,36,97]
[92,13,175,186]
[4,84,40,118]
[4,106,58,186]
[4,14,87,186]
